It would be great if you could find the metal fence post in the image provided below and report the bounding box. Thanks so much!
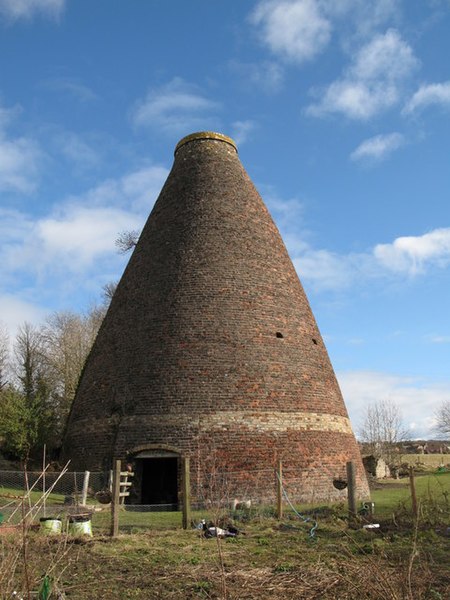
[81,471,90,506]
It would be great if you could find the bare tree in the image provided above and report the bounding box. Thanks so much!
[359,399,407,465]
[434,400,450,438]
[40,307,105,431]
[0,323,9,390]
[0,302,108,460]
[14,323,48,401]
[7,323,56,460]
[102,281,117,302]
[115,229,140,254]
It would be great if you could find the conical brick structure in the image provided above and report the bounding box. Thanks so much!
[63,132,368,504]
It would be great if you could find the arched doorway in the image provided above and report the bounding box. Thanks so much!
[130,447,180,507]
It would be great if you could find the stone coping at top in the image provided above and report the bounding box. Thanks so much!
[175,131,238,155]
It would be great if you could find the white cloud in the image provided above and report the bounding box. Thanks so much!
[0,134,42,194]
[250,0,402,67]
[0,294,46,341]
[260,185,306,231]
[0,101,43,194]
[374,228,450,275]
[250,0,331,64]
[322,0,401,36]
[56,132,100,169]
[229,60,284,93]
[0,0,64,21]
[131,78,221,134]
[350,132,405,162]
[289,227,450,291]
[307,29,418,119]
[231,120,257,146]
[338,370,450,439]
[0,102,21,128]
[36,206,142,268]
[294,250,356,290]
[0,164,168,276]
[351,28,415,81]
[121,165,169,212]
[0,162,169,340]
[42,78,98,103]
[425,335,450,344]
[403,81,450,114]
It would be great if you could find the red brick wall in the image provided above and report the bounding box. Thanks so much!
[62,134,369,501]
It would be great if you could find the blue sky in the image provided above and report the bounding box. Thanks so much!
[1,0,449,439]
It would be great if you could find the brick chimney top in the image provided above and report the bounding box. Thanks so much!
[175,131,237,155]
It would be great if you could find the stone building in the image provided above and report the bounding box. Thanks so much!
[62,132,369,504]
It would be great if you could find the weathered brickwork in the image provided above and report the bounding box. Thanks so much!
[62,132,370,501]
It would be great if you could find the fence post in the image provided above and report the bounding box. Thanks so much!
[409,467,418,519]
[110,460,121,537]
[276,460,283,520]
[346,461,357,521]
[182,457,191,530]
[81,471,90,506]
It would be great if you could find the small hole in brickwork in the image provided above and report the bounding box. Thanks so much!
[276,332,284,339]
[312,338,318,345]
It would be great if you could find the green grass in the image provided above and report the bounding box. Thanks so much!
[2,472,449,530]
[371,472,450,518]
[0,485,66,506]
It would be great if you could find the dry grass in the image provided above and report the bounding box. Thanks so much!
[400,454,450,468]
[1,514,449,599]
[1,474,449,598]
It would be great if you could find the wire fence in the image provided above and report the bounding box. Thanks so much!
[0,469,109,499]
[0,465,355,534]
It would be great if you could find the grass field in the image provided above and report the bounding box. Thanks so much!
[1,473,449,599]
[400,454,450,468]
[371,470,450,518]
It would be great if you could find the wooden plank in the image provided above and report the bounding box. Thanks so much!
[119,481,132,487]
[110,460,121,537]
[120,472,134,477]
[119,492,130,497]
[181,457,191,530]
[346,461,357,522]
[276,460,283,520]
[409,467,418,519]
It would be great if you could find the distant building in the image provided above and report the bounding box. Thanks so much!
[362,455,391,479]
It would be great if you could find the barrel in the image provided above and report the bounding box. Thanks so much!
[40,517,62,534]
[68,515,92,537]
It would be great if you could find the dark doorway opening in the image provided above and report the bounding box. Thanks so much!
[141,457,178,506]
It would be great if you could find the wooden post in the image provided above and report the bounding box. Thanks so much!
[110,460,121,537]
[42,444,46,518]
[182,457,191,530]
[276,460,283,520]
[346,461,357,520]
[409,467,418,519]
[81,470,90,506]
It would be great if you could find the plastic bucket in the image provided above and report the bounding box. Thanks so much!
[68,516,92,537]
[40,517,62,535]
